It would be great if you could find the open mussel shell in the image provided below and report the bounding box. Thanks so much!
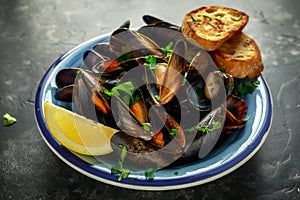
[111,95,154,141]
[184,105,226,160]
[159,40,188,105]
[145,39,189,105]
[138,15,182,48]
[110,27,164,59]
[100,131,170,170]
[223,95,248,133]
[187,70,229,112]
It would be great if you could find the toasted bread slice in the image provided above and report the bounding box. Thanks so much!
[210,32,264,78]
[181,6,249,51]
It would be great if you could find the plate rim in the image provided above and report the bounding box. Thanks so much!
[34,33,273,191]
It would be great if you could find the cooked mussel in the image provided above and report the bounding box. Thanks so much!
[223,95,248,133]
[183,105,226,160]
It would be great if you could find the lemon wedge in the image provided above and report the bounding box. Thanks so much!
[44,102,119,155]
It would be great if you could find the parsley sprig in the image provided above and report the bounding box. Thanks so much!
[161,42,173,57]
[3,113,17,127]
[169,128,178,136]
[237,79,260,95]
[111,144,131,181]
[145,55,157,69]
[186,120,222,134]
[103,81,135,97]
[145,168,155,180]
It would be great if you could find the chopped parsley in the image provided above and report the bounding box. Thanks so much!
[145,168,155,180]
[142,123,151,132]
[237,79,260,94]
[218,68,226,73]
[174,171,179,176]
[231,16,242,21]
[169,128,178,136]
[130,92,141,105]
[155,95,160,101]
[145,55,157,69]
[103,81,135,97]
[203,14,212,21]
[162,42,173,57]
[111,144,131,181]
[191,16,199,25]
[186,120,222,134]
[3,113,17,127]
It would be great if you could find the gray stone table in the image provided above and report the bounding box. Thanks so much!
[0,0,299,199]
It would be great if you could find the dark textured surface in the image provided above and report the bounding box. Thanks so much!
[0,0,299,199]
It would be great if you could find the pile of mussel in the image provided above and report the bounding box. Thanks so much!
[54,16,248,170]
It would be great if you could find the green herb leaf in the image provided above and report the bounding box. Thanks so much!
[155,95,160,101]
[162,42,173,56]
[198,126,210,134]
[103,87,113,96]
[111,167,130,181]
[118,144,127,168]
[231,16,242,21]
[218,68,226,73]
[208,22,216,28]
[3,113,17,127]
[145,168,155,180]
[185,126,196,133]
[130,92,141,105]
[237,79,260,94]
[194,120,222,134]
[253,80,260,87]
[111,144,131,181]
[104,81,135,97]
[145,55,157,69]
[203,14,212,20]
[118,169,130,181]
[191,16,199,25]
[174,171,179,176]
[209,121,222,132]
[169,128,178,136]
[142,123,151,132]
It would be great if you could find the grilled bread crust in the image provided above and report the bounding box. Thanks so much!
[181,6,249,51]
[210,32,264,78]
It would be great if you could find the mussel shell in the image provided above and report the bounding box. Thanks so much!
[55,68,80,88]
[226,95,247,121]
[187,71,227,112]
[111,95,154,141]
[159,40,188,105]
[142,15,180,30]
[187,78,211,111]
[119,20,130,29]
[222,95,248,133]
[184,105,226,160]
[93,43,118,60]
[138,25,184,48]
[110,28,164,59]
[54,85,74,102]
[106,131,170,170]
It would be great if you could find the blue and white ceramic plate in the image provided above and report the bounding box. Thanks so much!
[35,33,273,190]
